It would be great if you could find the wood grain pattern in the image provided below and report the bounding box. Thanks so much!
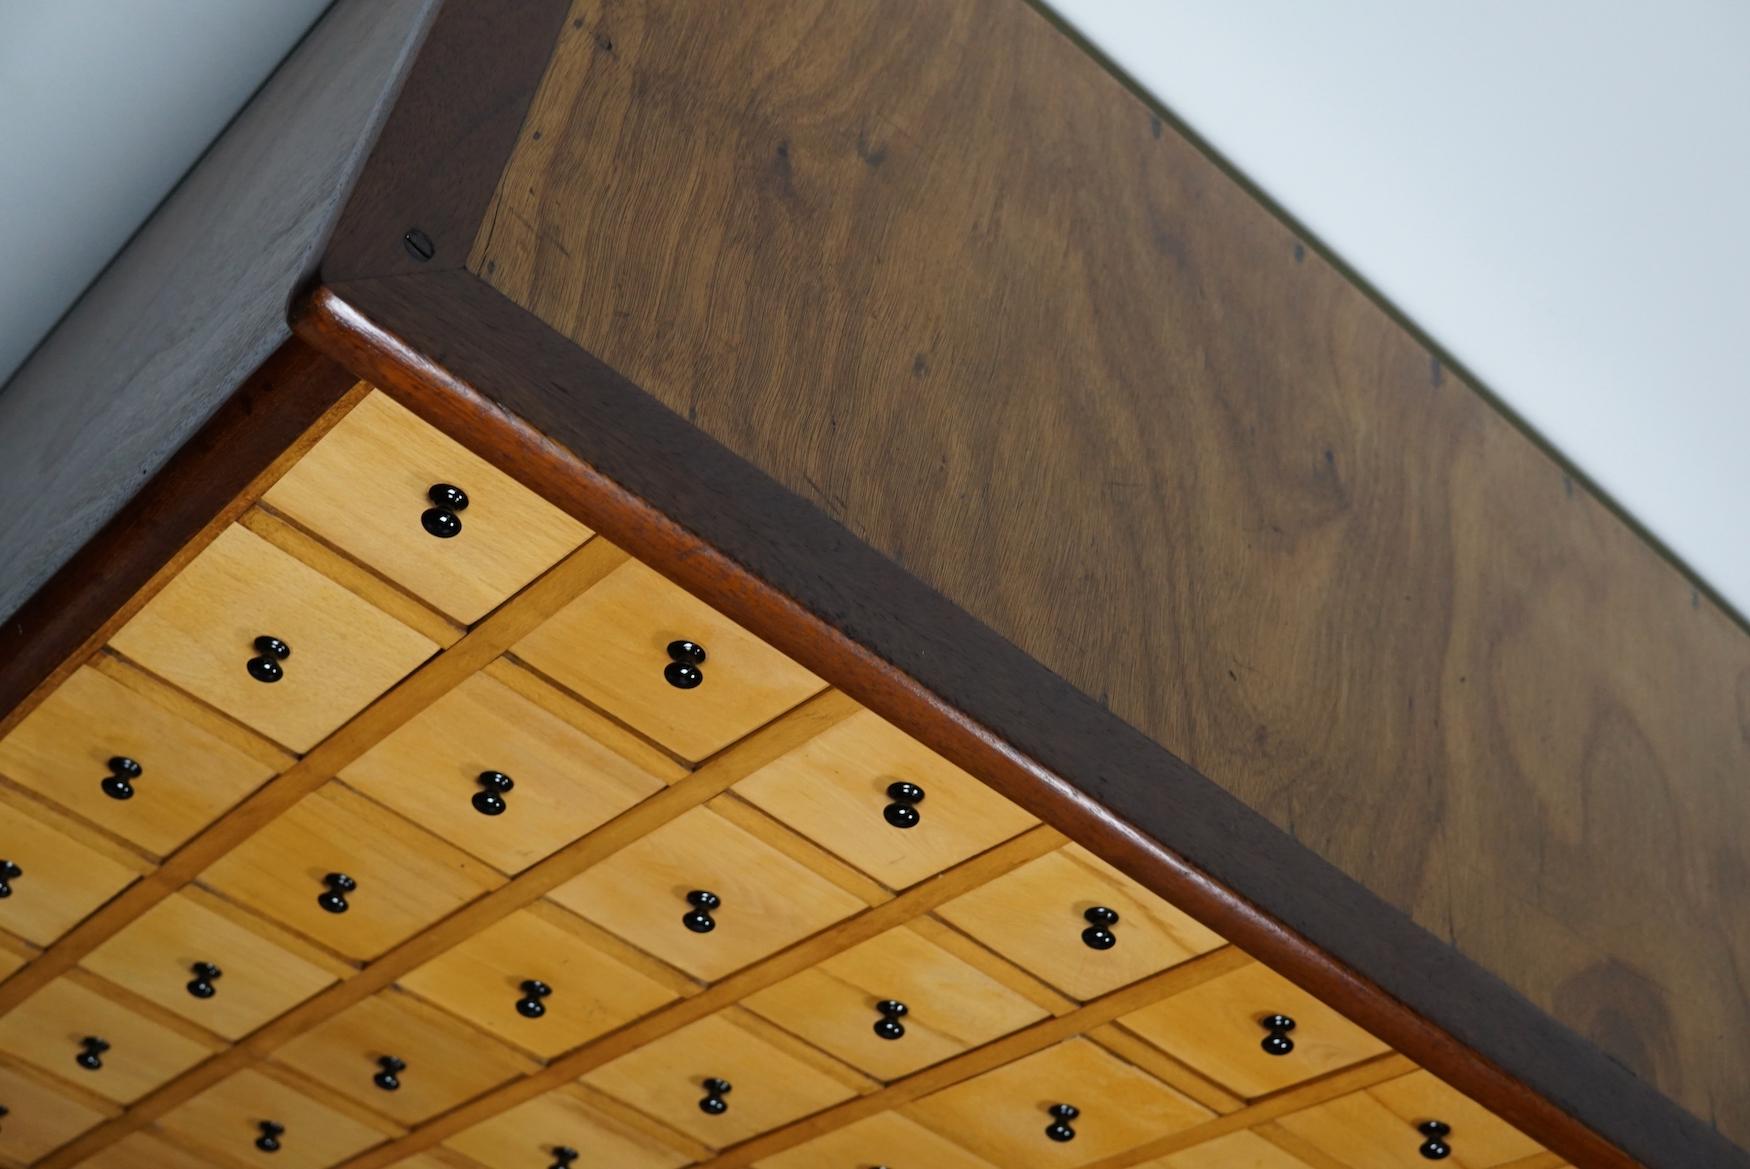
[157,1067,402,1169]
[0,789,145,948]
[451,0,1750,1157]
[1275,1069,1542,1169]
[0,1059,112,1164]
[441,1085,695,1169]
[752,1111,1001,1169]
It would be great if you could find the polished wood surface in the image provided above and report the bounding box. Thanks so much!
[441,1085,694,1169]
[461,0,1750,1153]
[157,1067,402,1169]
[0,791,145,948]
[0,1059,112,1164]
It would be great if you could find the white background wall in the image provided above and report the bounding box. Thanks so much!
[1,1,1744,618]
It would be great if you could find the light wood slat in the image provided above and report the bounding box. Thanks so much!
[479,657,688,784]
[907,914,1078,1017]
[29,686,861,1168]
[89,652,297,772]
[718,1003,881,1095]
[240,505,465,648]
[1250,1121,1361,1169]
[1089,1023,1245,1116]
[326,824,1069,1169]
[706,792,893,906]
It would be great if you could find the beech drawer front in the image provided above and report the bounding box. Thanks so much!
[0,665,277,856]
[199,784,502,961]
[159,1067,402,1169]
[1276,1070,1543,1169]
[397,907,681,1059]
[262,390,592,625]
[1141,1130,1322,1169]
[108,524,439,752]
[1118,960,1390,1099]
[513,559,826,763]
[81,1132,230,1169]
[733,708,1037,888]
[0,977,216,1104]
[937,844,1225,1000]
[0,1059,111,1163]
[80,892,340,1041]
[583,1012,859,1149]
[906,1038,1212,1168]
[275,989,535,1126]
[547,805,867,981]
[753,1111,1001,1169]
[0,795,141,947]
[340,669,666,875]
[445,1086,695,1169]
[743,924,1048,1081]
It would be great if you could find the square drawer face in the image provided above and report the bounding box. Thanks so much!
[733,708,1037,888]
[0,1059,111,1163]
[0,793,141,946]
[445,1086,695,1169]
[547,804,868,981]
[1118,960,1390,1099]
[583,1011,859,1149]
[742,923,1049,1081]
[906,1038,1212,1168]
[80,891,341,1041]
[1139,1130,1320,1169]
[397,906,682,1059]
[339,668,668,875]
[275,988,535,1126]
[513,559,826,762]
[199,783,503,961]
[80,1132,228,1169]
[936,844,1225,1000]
[754,1111,1001,1169]
[0,664,277,857]
[263,390,592,625]
[108,524,439,752]
[159,1067,402,1169]
[0,975,218,1104]
[1275,1070,1542,1169]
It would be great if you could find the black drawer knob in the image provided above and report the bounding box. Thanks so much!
[873,999,908,1040]
[682,889,720,933]
[1418,1120,1452,1160]
[664,640,707,689]
[516,979,552,1018]
[373,1055,406,1091]
[255,1120,285,1153]
[1045,1102,1079,1142]
[187,961,223,999]
[882,781,925,829]
[1081,906,1119,950]
[101,755,142,801]
[247,635,291,683]
[0,860,21,898]
[699,1077,732,1115]
[549,1147,579,1169]
[472,770,515,816]
[422,483,470,539]
[1260,1013,1296,1055]
[75,1036,109,1071]
[317,872,356,914]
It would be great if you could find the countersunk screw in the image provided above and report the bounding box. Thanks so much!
[403,228,435,262]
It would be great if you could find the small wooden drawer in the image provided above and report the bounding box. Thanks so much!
[80,889,343,1041]
[397,904,684,1059]
[1137,1129,1320,1169]
[732,707,1037,888]
[0,790,145,947]
[754,1111,1002,1169]
[199,783,502,961]
[276,987,535,1126]
[445,1084,697,1169]
[1275,1069,1542,1169]
[936,844,1225,1000]
[339,665,673,875]
[546,804,868,981]
[0,663,279,857]
[583,1010,862,1150]
[0,973,219,1104]
[905,1037,1212,1168]
[0,1058,113,1163]
[743,923,1050,1081]
[108,524,440,752]
[262,389,592,625]
[158,1066,403,1169]
[80,1131,228,1169]
[513,558,826,763]
[1117,959,1390,1099]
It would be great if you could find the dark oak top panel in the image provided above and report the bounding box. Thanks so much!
[465,0,1749,1151]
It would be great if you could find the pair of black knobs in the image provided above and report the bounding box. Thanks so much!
[256,1120,286,1152]
[0,860,20,898]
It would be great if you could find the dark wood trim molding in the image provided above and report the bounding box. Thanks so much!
[297,271,1739,1169]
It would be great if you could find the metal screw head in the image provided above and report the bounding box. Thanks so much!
[403,228,435,261]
